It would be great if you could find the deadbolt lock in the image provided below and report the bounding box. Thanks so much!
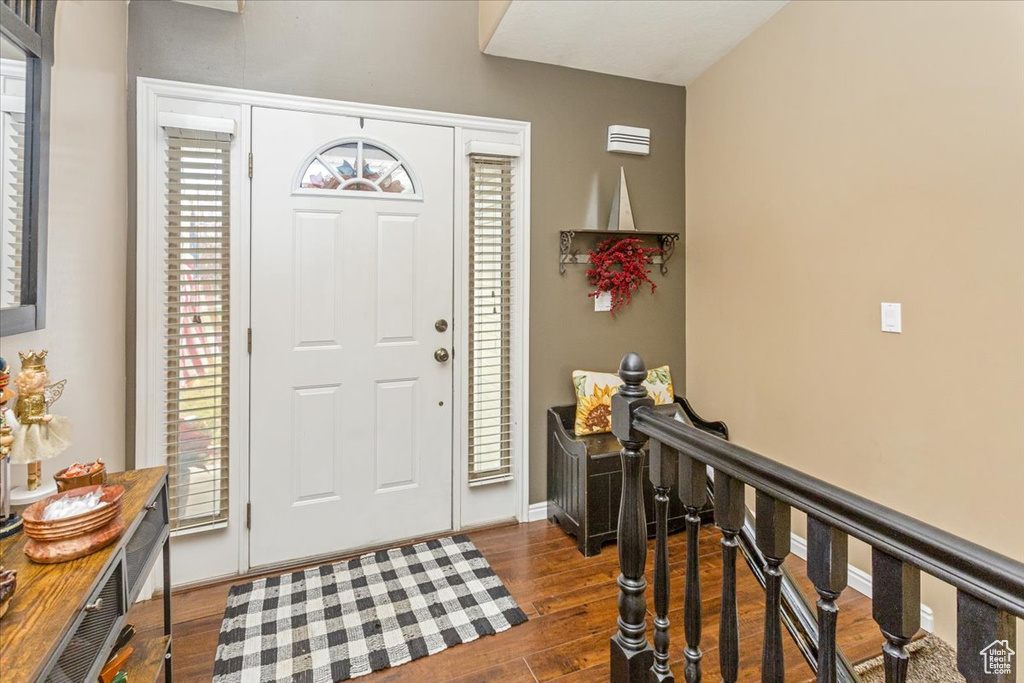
[435,319,448,332]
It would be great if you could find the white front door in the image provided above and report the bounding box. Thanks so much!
[249,107,454,568]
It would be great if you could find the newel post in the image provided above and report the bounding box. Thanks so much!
[610,352,656,683]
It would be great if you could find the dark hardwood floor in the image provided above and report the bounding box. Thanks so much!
[133,520,902,681]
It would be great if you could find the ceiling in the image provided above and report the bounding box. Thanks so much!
[483,0,788,86]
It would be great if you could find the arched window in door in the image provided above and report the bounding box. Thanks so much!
[299,139,416,195]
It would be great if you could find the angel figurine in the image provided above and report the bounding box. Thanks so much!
[0,357,12,455]
[0,356,23,538]
[11,350,71,491]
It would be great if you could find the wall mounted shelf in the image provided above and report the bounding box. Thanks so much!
[559,230,680,275]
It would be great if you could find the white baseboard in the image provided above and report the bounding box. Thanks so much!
[789,532,934,632]
[527,501,549,523]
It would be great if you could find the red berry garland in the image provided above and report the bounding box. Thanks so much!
[586,237,662,316]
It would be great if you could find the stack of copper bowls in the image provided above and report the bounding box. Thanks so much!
[21,485,125,542]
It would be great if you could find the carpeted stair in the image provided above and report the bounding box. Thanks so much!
[854,635,965,683]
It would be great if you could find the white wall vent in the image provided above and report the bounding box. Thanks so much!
[607,125,650,155]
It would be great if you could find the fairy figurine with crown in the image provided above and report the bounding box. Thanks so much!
[11,350,71,494]
[0,356,22,538]
[0,357,12,453]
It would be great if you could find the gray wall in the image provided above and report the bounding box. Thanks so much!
[128,0,687,504]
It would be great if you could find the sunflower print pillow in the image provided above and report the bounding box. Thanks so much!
[572,366,674,436]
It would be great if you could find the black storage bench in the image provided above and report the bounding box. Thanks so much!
[547,396,727,556]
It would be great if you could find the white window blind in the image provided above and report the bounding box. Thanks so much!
[1,111,23,309]
[163,126,232,533]
[468,154,515,484]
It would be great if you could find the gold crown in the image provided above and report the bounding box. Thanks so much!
[18,349,48,371]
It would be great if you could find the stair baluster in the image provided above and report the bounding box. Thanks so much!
[807,518,849,683]
[956,590,1017,683]
[649,439,678,682]
[610,353,655,683]
[607,351,1024,683]
[714,472,745,683]
[755,491,791,683]
[678,454,707,683]
[871,549,921,683]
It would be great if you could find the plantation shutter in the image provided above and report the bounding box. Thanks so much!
[1,110,23,308]
[163,125,232,532]
[468,154,515,484]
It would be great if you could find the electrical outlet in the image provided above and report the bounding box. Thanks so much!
[594,291,612,312]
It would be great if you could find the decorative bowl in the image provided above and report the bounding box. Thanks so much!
[22,485,124,542]
[54,462,107,492]
[21,507,120,541]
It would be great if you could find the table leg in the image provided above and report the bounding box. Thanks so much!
[163,534,172,682]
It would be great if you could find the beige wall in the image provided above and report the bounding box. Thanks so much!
[127,0,688,503]
[0,1,128,481]
[687,0,1023,652]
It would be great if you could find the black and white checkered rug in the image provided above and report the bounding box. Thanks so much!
[212,535,527,682]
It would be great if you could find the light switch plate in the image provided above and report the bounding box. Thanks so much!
[594,291,612,312]
[881,302,901,333]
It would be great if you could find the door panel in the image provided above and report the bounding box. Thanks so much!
[375,214,418,343]
[294,211,343,347]
[292,384,342,503]
[249,107,454,568]
[374,378,418,491]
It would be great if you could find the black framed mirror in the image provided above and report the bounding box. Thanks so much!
[0,0,56,336]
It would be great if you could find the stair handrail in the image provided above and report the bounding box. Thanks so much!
[609,352,1024,683]
[637,409,1024,615]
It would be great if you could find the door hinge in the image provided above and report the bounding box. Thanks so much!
[248,152,253,179]
[246,502,251,529]
[247,327,252,354]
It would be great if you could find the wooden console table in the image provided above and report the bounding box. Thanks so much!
[0,467,172,682]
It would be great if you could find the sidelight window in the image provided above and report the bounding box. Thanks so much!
[162,125,232,532]
[467,154,516,484]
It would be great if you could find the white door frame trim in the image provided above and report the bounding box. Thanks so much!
[136,77,531,581]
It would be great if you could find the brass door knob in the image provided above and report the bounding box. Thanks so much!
[434,348,450,363]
